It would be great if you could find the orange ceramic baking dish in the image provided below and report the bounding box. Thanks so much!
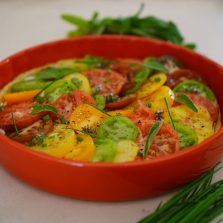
[0,35,223,201]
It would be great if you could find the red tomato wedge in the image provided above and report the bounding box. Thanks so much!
[137,121,179,159]
[10,118,54,143]
[54,90,96,120]
[127,101,155,136]
[84,68,126,96]
[0,101,46,131]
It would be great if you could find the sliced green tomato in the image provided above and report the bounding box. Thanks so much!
[92,138,117,162]
[173,80,216,101]
[10,80,49,92]
[137,73,167,99]
[164,105,214,143]
[113,140,139,163]
[174,123,198,149]
[32,124,76,158]
[98,115,139,141]
[141,86,174,110]
[63,73,92,94]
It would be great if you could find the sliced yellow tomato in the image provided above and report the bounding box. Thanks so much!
[137,73,167,99]
[64,134,95,162]
[113,140,139,163]
[63,73,92,94]
[141,86,174,110]
[164,105,214,143]
[69,103,108,131]
[32,124,76,158]
[108,109,134,117]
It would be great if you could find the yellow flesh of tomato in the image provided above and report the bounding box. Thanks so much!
[108,109,134,117]
[137,73,167,99]
[63,73,92,94]
[64,134,95,162]
[164,105,214,143]
[141,86,175,110]
[32,124,76,158]
[69,103,108,131]
[113,140,139,163]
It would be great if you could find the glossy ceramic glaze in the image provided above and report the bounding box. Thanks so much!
[0,36,223,201]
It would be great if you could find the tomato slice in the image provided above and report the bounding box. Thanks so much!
[0,101,46,131]
[54,90,96,120]
[127,102,155,136]
[106,94,137,110]
[166,69,202,89]
[10,118,53,143]
[137,120,179,159]
[84,68,126,96]
[181,93,220,124]
[110,60,143,92]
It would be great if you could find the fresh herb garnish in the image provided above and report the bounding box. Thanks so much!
[69,127,97,138]
[11,111,20,136]
[143,58,168,73]
[126,69,150,94]
[138,164,223,223]
[35,67,75,81]
[62,4,196,49]
[155,110,164,121]
[58,115,68,124]
[94,94,106,110]
[76,135,83,142]
[143,119,163,159]
[0,103,4,112]
[71,78,82,88]
[164,97,175,129]
[42,115,50,121]
[92,86,101,96]
[32,133,45,146]
[106,94,119,103]
[31,104,57,115]
[176,94,198,112]
[103,78,111,83]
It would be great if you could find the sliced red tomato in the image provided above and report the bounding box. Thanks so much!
[0,101,46,131]
[110,60,143,93]
[127,101,156,136]
[181,93,220,124]
[54,90,96,120]
[10,118,54,143]
[166,69,202,89]
[137,120,179,159]
[106,94,137,110]
[84,68,126,96]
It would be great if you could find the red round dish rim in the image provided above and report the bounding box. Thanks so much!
[0,35,222,168]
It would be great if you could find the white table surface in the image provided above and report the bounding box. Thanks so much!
[0,0,223,222]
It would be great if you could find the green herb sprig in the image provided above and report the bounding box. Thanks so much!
[143,119,163,159]
[164,97,175,129]
[62,4,196,49]
[175,94,198,112]
[138,164,223,223]
[11,111,20,136]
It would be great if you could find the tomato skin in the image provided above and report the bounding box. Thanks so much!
[0,101,46,131]
[54,90,96,120]
[10,118,54,143]
[127,102,155,136]
[166,69,202,89]
[84,68,126,96]
[106,94,137,110]
[137,121,179,159]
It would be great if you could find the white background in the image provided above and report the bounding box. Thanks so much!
[0,0,223,222]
